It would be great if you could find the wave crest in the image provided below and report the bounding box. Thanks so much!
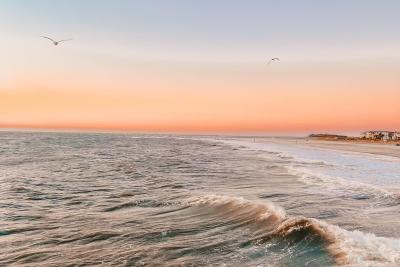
[185,195,400,266]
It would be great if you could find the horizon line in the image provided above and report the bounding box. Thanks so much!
[0,125,380,137]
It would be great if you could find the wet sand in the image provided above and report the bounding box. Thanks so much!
[247,137,400,159]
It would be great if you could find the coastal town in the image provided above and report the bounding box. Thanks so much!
[309,131,400,144]
[361,131,400,141]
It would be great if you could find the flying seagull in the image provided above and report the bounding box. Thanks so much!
[41,36,72,46]
[268,57,280,65]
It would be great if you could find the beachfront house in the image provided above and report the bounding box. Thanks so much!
[361,131,399,141]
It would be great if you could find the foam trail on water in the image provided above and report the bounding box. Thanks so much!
[213,138,400,200]
[285,164,397,200]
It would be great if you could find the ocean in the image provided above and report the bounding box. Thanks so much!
[1,132,400,266]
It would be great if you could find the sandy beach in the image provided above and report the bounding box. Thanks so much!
[244,137,400,159]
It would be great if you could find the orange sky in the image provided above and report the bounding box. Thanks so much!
[1,66,399,133]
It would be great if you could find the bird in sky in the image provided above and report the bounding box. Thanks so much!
[268,57,280,65]
[41,36,73,46]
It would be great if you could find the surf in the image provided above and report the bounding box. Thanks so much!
[185,195,400,266]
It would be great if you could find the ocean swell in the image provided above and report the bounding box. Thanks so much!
[185,195,400,266]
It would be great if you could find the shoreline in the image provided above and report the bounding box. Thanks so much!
[308,137,400,145]
[241,137,400,159]
[305,140,400,159]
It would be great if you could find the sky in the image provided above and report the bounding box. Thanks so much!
[1,0,399,134]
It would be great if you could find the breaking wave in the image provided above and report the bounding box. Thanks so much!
[185,195,400,266]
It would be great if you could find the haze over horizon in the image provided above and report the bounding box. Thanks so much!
[1,0,399,134]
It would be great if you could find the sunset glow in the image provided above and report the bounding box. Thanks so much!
[1,0,399,133]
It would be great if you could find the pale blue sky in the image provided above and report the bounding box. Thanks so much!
[2,0,400,62]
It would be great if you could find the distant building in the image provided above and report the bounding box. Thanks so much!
[361,131,399,141]
[362,131,374,139]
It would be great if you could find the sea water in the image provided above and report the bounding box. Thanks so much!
[1,132,399,266]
